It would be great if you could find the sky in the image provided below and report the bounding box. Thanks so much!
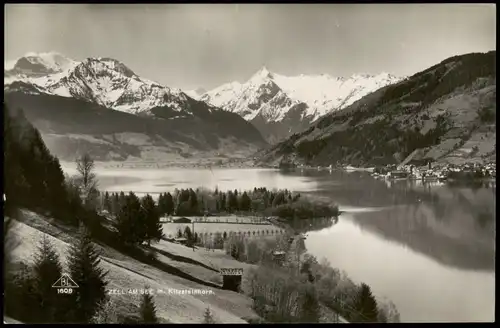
[4,4,496,91]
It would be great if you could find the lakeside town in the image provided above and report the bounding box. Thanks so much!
[371,162,496,182]
[276,159,496,183]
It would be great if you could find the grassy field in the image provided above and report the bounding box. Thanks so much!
[150,239,260,290]
[162,222,286,238]
[8,211,260,324]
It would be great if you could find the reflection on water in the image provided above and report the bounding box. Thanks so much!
[305,215,495,322]
[285,217,337,233]
[64,167,495,322]
[292,170,496,271]
[291,169,495,322]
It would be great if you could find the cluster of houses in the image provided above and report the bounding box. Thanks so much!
[371,161,496,182]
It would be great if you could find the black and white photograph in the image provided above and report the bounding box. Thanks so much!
[3,3,495,324]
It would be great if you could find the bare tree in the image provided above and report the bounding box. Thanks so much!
[76,153,99,208]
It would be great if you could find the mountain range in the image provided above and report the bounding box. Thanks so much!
[3,52,267,162]
[6,51,494,167]
[197,67,402,143]
[257,51,496,167]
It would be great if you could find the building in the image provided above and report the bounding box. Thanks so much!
[173,237,188,245]
[173,217,192,223]
[220,268,243,292]
[272,251,287,265]
[387,171,409,179]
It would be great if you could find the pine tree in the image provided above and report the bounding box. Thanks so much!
[32,235,64,322]
[203,307,215,324]
[220,193,226,211]
[141,194,163,246]
[184,226,193,243]
[200,197,205,213]
[67,228,109,323]
[111,193,119,215]
[115,193,145,245]
[139,288,159,323]
[157,193,165,216]
[352,283,379,323]
[119,191,126,208]
[188,189,198,214]
[239,191,252,211]
[164,192,174,215]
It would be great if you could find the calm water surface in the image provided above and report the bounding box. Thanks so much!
[63,166,495,322]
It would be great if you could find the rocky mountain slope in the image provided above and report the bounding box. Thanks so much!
[258,51,496,167]
[201,67,402,143]
[4,52,267,161]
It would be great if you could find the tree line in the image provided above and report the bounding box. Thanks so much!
[109,192,164,247]
[4,105,82,226]
[102,186,339,221]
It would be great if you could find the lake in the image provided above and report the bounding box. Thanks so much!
[62,165,495,322]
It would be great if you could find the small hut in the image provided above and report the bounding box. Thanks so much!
[220,268,243,292]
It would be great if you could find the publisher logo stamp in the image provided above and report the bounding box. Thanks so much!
[52,273,79,294]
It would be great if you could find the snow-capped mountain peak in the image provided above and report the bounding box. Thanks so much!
[202,67,404,124]
[84,57,138,78]
[4,53,205,116]
[251,66,274,81]
[200,67,404,142]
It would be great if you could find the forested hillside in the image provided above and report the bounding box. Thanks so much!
[259,51,496,167]
[4,103,84,225]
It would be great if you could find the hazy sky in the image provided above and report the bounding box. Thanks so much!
[4,4,496,90]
